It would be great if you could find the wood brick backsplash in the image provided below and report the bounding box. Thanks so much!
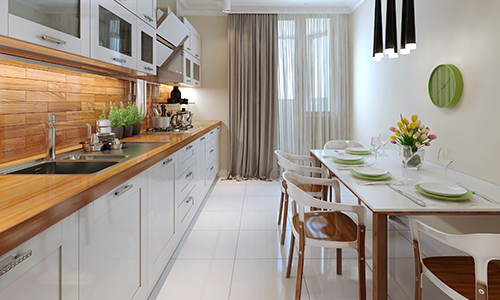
[0,58,172,165]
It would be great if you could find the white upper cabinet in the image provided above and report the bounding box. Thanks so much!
[182,17,201,60]
[91,0,137,69]
[137,18,156,75]
[0,0,90,56]
[113,0,136,14]
[157,12,189,48]
[136,0,155,28]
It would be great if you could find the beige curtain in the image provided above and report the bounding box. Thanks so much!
[277,14,350,155]
[227,14,278,180]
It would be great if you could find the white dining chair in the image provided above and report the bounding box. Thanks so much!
[410,217,500,300]
[274,150,330,246]
[283,171,367,300]
[324,140,365,150]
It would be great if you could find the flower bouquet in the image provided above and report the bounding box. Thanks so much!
[390,114,437,168]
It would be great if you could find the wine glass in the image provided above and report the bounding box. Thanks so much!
[437,148,453,179]
[379,133,389,156]
[400,145,416,186]
[371,136,382,164]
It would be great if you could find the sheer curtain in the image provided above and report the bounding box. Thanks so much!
[227,14,278,180]
[277,14,350,155]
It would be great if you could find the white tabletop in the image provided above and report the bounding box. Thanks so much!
[311,149,500,214]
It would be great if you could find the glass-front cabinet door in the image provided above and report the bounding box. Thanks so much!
[137,19,156,75]
[91,0,137,69]
[0,0,90,56]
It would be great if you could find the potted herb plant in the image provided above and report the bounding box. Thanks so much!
[108,102,124,139]
[131,103,145,135]
[121,102,134,138]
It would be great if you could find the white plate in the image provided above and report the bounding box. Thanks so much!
[352,167,388,176]
[334,154,362,161]
[346,147,370,152]
[420,182,467,196]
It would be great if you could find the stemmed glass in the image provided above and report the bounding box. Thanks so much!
[371,136,382,164]
[379,133,389,156]
[437,148,453,179]
[400,145,416,186]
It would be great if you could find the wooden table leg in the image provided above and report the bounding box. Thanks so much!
[373,213,388,300]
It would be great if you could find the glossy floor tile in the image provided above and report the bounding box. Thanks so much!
[153,179,430,300]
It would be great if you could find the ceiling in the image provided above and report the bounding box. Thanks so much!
[177,0,365,16]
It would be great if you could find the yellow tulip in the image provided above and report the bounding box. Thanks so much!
[390,135,397,141]
[411,114,418,122]
[395,131,401,137]
[408,132,413,137]
[397,121,403,128]
[401,126,408,134]
[410,122,416,130]
[402,117,409,125]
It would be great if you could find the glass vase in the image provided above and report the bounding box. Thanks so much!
[403,148,425,170]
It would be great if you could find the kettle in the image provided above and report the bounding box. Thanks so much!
[171,108,193,127]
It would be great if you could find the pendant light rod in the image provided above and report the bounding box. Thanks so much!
[385,0,398,58]
[406,0,416,50]
[400,0,410,54]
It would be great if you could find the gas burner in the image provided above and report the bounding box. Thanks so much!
[145,125,201,133]
[146,127,175,133]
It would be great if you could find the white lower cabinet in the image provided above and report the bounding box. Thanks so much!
[0,212,79,300]
[146,154,176,292]
[194,136,206,200]
[79,173,146,300]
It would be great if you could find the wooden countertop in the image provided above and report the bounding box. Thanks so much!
[0,121,221,257]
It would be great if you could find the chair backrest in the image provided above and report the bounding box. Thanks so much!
[324,140,365,150]
[283,171,366,226]
[275,150,327,177]
[410,217,500,286]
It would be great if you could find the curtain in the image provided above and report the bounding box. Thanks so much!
[227,14,278,180]
[277,14,350,155]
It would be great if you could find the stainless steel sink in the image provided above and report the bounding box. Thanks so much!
[7,161,119,175]
[0,142,168,175]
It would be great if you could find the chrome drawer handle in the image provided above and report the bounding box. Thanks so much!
[186,145,193,150]
[210,166,214,171]
[210,149,214,153]
[201,137,205,141]
[195,54,199,57]
[144,15,153,22]
[0,251,32,277]
[187,47,191,51]
[185,196,194,204]
[185,171,193,178]
[163,158,173,165]
[187,79,191,82]
[112,57,126,63]
[114,184,133,197]
[210,132,214,135]
[144,66,154,71]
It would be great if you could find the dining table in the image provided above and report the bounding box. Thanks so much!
[310,148,500,300]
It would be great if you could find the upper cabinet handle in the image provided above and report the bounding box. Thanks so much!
[0,250,32,278]
[112,57,126,63]
[41,35,66,45]
[144,15,153,22]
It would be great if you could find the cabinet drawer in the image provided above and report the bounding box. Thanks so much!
[178,164,195,203]
[0,223,61,292]
[177,143,195,177]
[93,175,141,222]
[206,146,215,166]
[151,156,174,178]
[178,186,195,223]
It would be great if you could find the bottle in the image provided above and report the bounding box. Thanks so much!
[170,86,181,100]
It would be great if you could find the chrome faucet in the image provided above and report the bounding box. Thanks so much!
[46,113,92,160]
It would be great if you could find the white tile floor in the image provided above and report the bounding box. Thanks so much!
[153,179,376,300]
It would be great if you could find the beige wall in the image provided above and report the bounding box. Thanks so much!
[351,0,500,185]
[181,16,229,172]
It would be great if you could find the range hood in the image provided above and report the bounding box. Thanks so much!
[156,10,189,69]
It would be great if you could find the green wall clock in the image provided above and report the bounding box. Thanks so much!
[428,64,463,108]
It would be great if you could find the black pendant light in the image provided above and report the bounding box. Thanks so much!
[373,0,383,61]
[406,0,416,50]
[400,0,410,54]
[385,0,398,58]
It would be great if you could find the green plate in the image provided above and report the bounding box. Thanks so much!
[332,157,365,165]
[350,169,392,181]
[345,149,372,155]
[414,184,473,201]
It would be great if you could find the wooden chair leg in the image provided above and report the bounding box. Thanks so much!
[295,221,306,300]
[280,193,289,245]
[358,225,366,300]
[336,249,342,275]
[286,233,295,278]
[278,191,284,225]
